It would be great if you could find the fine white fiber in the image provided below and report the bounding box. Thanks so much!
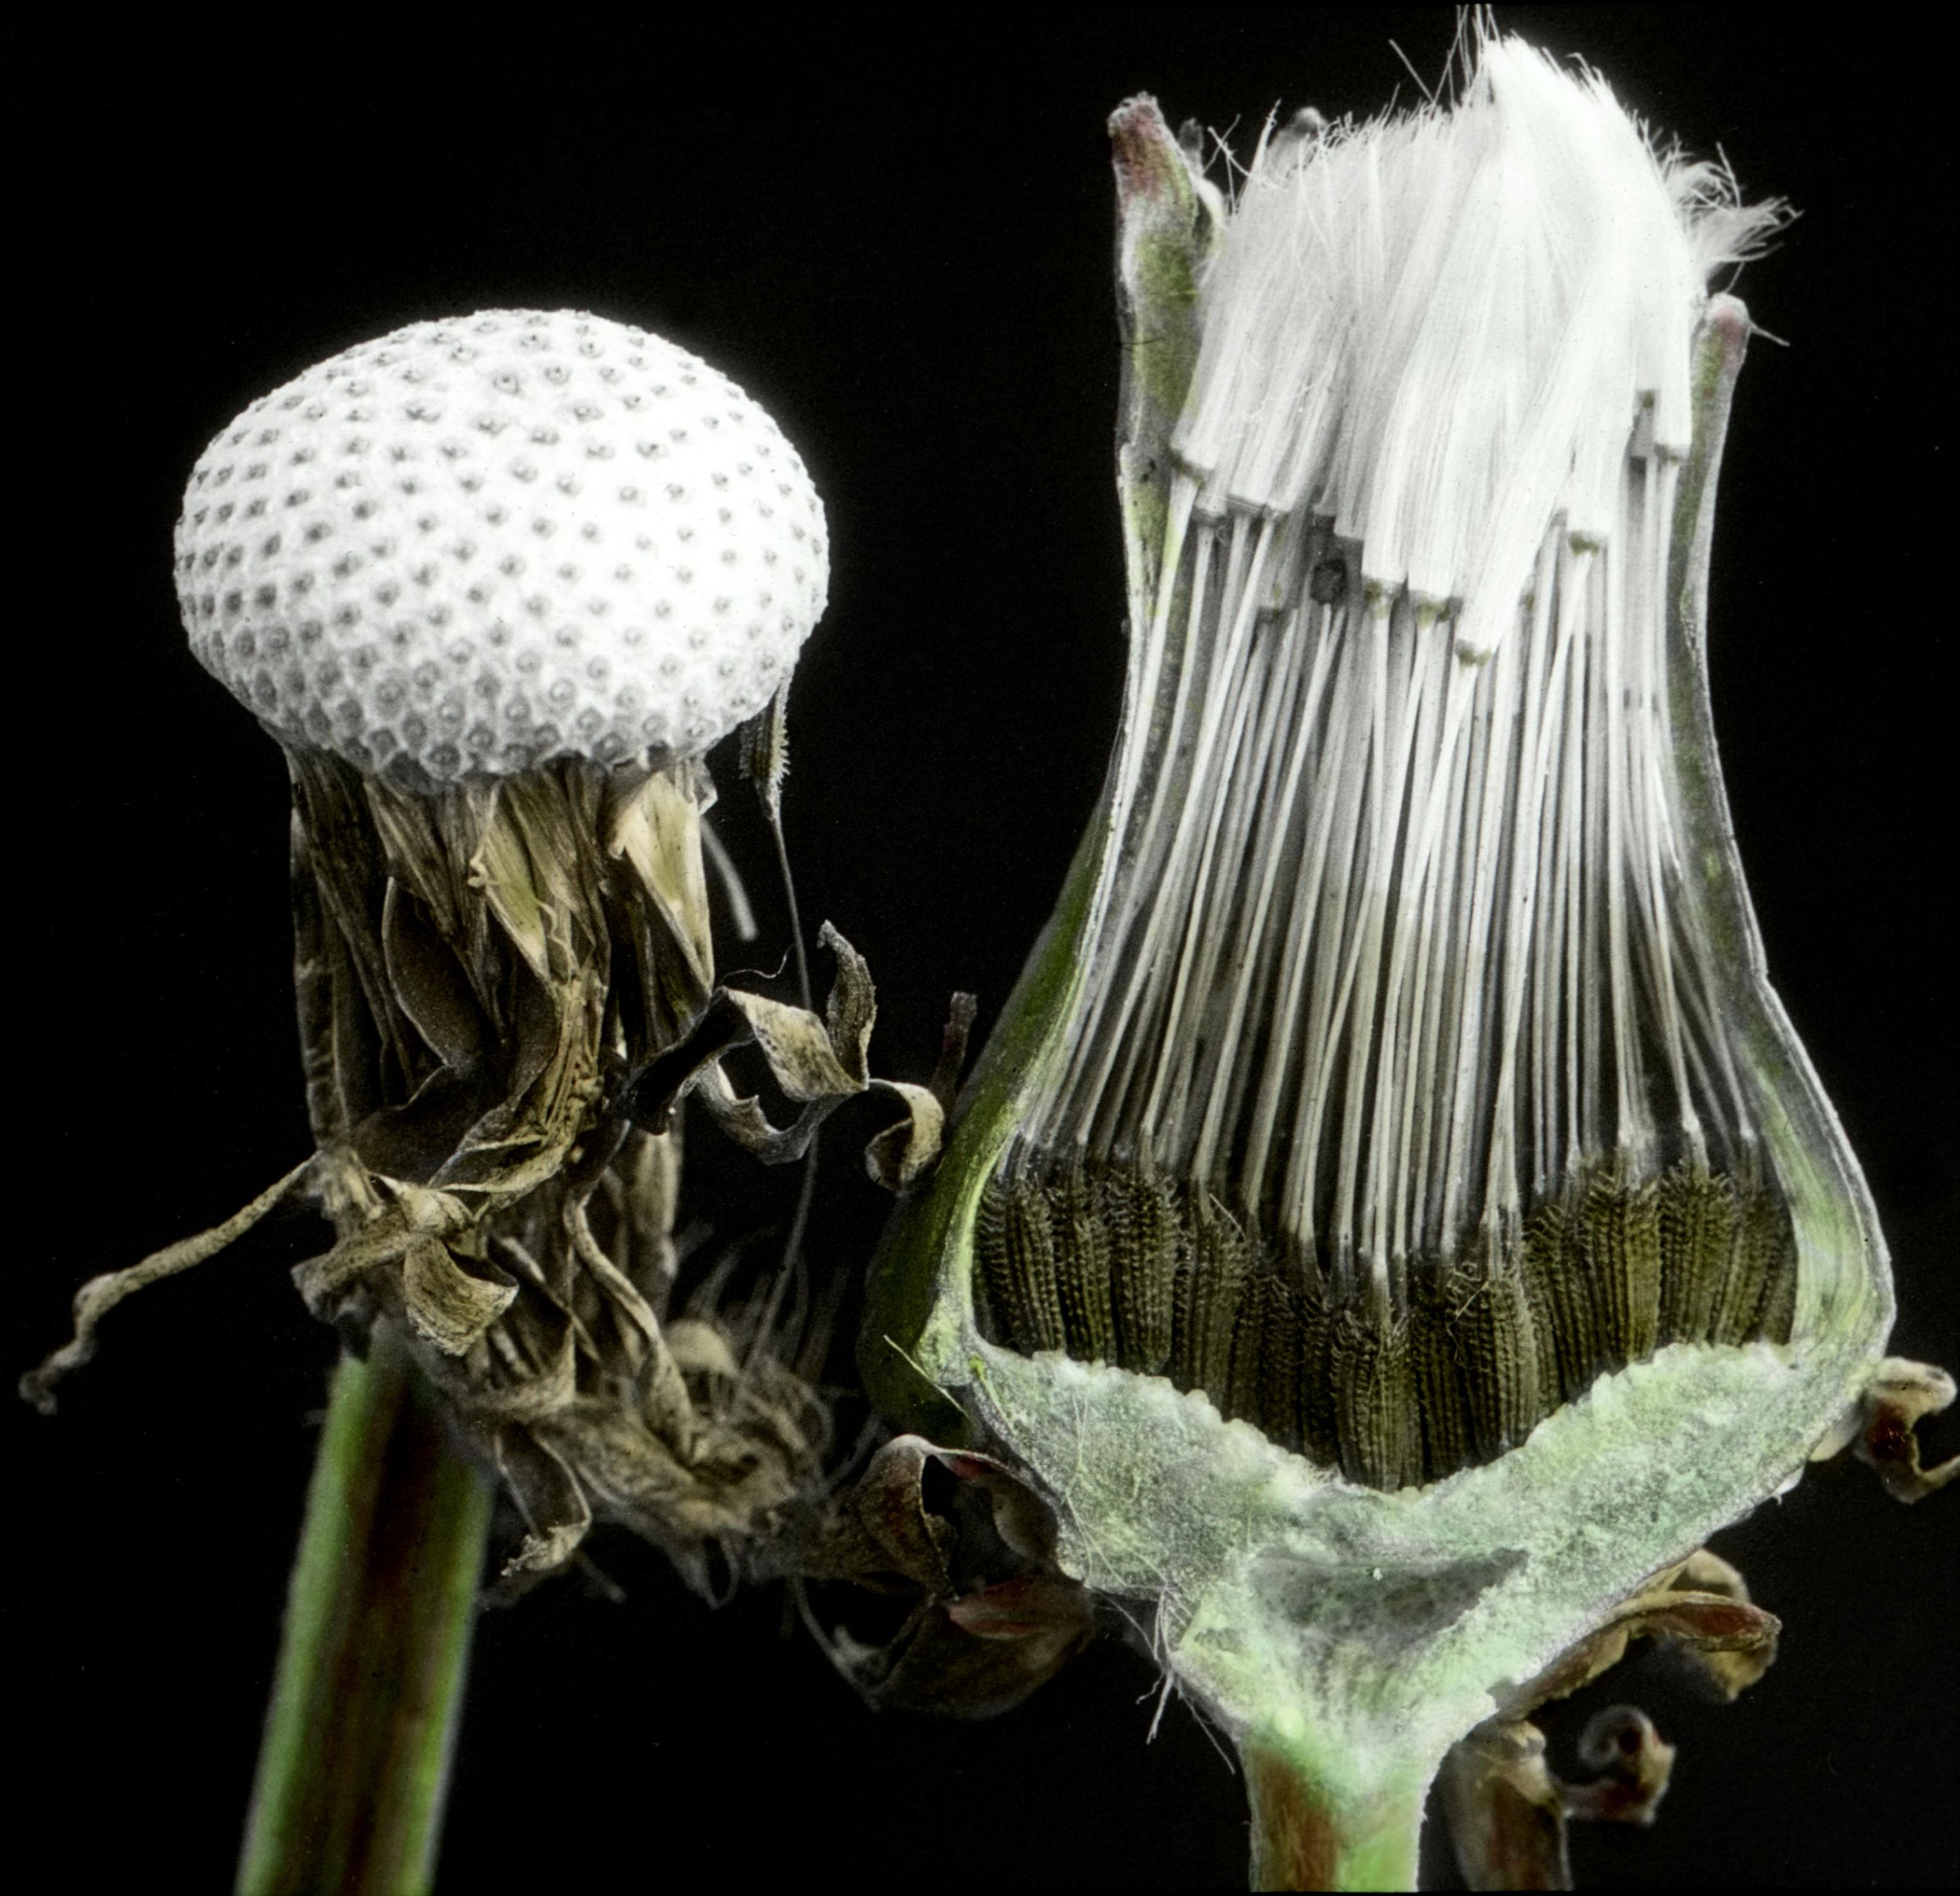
[1034,33,1788,1307]
[1168,35,1782,662]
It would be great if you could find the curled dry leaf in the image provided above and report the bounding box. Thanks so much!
[401,1237,518,1357]
[1563,1706,1674,1826]
[791,1434,1095,1720]
[644,921,961,1192]
[1845,1358,1960,1504]
[21,753,881,1594]
[18,1160,318,1414]
[495,1429,593,1582]
[1440,1547,1776,1888]
[1437,1721,1573,1893]
[864,1085,946,1193]
[1441,1705,1679,1891]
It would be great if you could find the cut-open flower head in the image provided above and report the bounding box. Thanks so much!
[864,32,1950,1889]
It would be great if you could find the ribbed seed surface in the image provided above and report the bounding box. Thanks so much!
[973,1149,1797,1490]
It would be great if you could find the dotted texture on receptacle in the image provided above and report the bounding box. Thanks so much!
[176,309,828,779]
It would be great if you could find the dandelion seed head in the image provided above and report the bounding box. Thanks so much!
[176,310,829,779]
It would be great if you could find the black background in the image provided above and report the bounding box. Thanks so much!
[10,10,1954,1888]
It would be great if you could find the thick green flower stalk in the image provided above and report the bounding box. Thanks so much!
[868,36,1952,1890]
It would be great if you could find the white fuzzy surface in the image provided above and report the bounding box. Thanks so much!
[1173,39,1781,662]
[956,1326,1876,1799]
[176,309,827,777]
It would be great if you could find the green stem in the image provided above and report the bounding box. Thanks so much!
[237,1325,493,1896]
[1242,1730,1429,1893]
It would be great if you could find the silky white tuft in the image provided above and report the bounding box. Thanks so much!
[1172,37,1782,661]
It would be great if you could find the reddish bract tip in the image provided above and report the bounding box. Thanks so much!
[1108,95,1181,211]
[1707,292,1754,368]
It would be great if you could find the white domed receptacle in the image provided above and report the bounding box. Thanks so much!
[15,316,854,1896]
[101,307,860,1594]
[30,302,913,1592]
[176,308,828,782]
[162,308,843,1237]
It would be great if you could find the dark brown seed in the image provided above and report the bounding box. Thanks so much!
[1051,1163,1117,1362]
[1227,1272,1271,1428]
[1579,1172,1661,1364]
[1625,1177,1663,1362]
[1107,1163,1179,1374]
[1516,1212,1567,1419]
[1412,1271,1473,1480]
[974,1172,1017,1344]
[1331,1299,1420,1490]
[1446,1253,1545,1462]
[1005,1173,1067,1352]
[1576,1177,1623,1370]
[1526,1198,1601,1399]
[1711,1182,1788,1345]
[1297,1284,1339,1465]
[1254,1275,1305,1454]
[1169,1192,1202,1390]
[1188,1201,1252,1399]
[1658,1163,1737,1345]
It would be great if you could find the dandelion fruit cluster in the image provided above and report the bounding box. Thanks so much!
[27,308,936,1587]
[867,37,1953,1889]
[177,308,825,776]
